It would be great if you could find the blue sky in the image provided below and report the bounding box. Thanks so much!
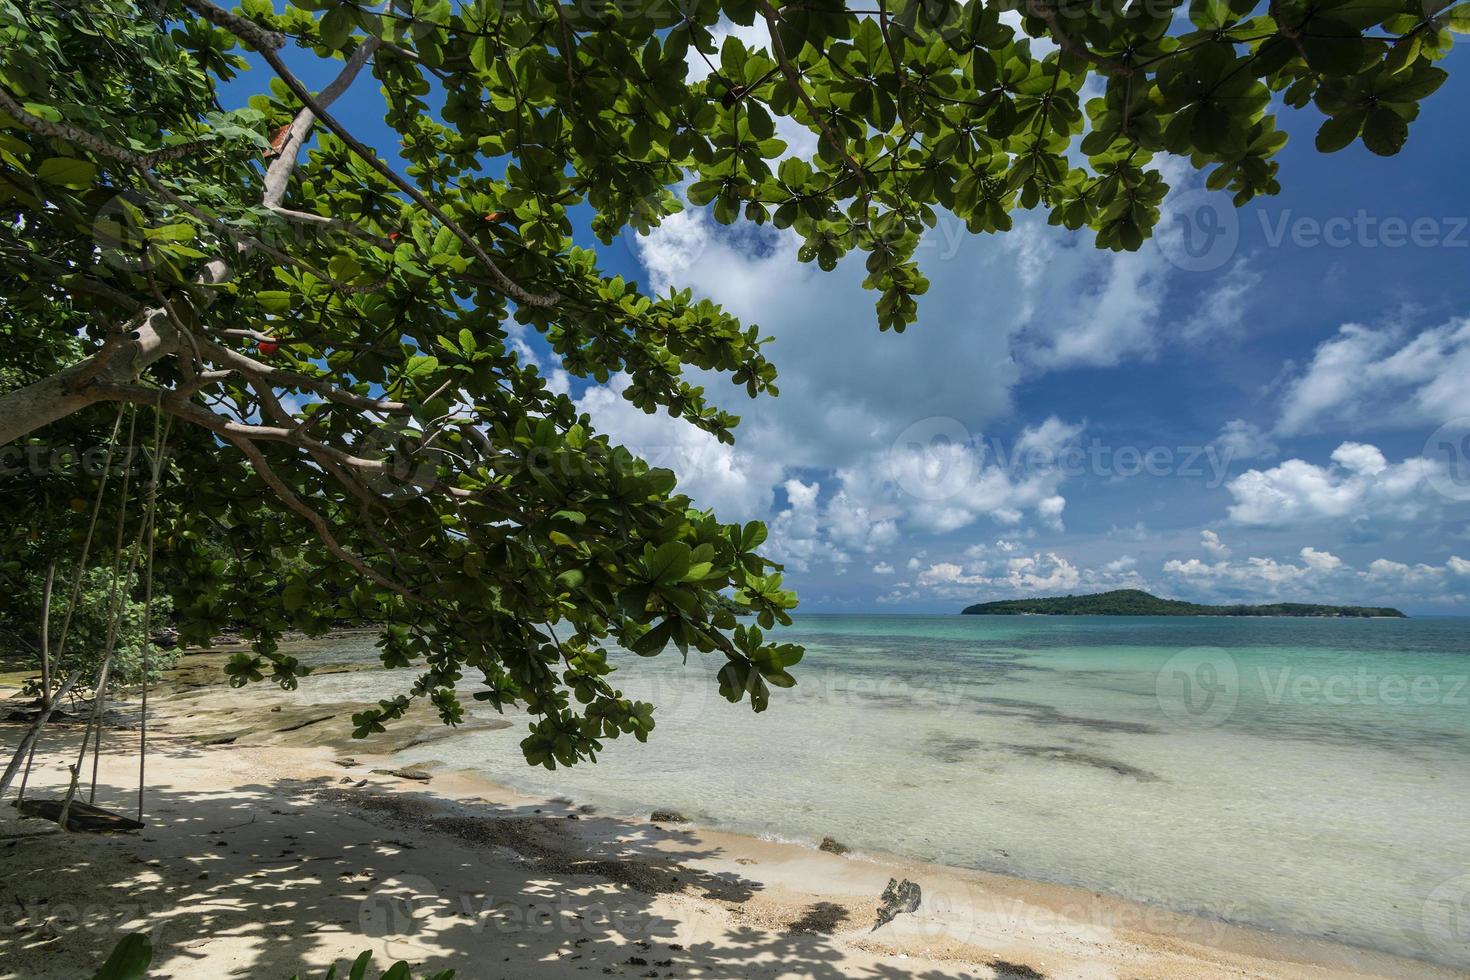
[245,32,1470,615]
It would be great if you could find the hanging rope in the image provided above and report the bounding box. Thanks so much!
[136,407,171,822]
[58,406,141,829]
[4,405,126,803]
[88,405,141,806]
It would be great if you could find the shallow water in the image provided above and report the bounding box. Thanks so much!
[277,615,1470,968]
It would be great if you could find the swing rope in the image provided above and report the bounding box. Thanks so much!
[59,406,141,830]
[6,396,174,831]
[88,405,142,805]
[6,405,126,804]
[136,407,171,822]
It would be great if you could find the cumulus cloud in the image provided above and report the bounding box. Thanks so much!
[575,374,784,520]
[1162,547,1349,597]
[763,479,842,573]
[832,417,1081,539]
[914,552,1084,593]
[1364,556,1470,584]
[1213,419,1277,463]
[1300,546,1344,572]
[1005,223,1168,369]
[1200,529,1230,556]
[1225,442,1442,526]
[890,549,1145,602]
[1161,546,1470,606]
[1275,315,1470,435]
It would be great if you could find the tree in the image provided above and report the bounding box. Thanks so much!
[0,0,1459,766]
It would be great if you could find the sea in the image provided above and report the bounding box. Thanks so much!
[276,614,1470,969]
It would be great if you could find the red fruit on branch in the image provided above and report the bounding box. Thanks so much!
[257,340,280,356]
[484,212,504,223]
[388,232,400,241]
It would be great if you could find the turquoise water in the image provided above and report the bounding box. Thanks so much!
[281,615,1470,969]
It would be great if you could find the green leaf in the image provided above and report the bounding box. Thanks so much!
[91,934,152,980]
[36,157,97,189]
[1361,104,1408,155]
[740,521,767,551]
[257,290,292,313]
[645,542,691,584]
[632,619,674,656]
[403,355,440,380]
[1315,110,1364,152]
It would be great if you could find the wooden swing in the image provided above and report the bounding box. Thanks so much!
[2,403,171,833]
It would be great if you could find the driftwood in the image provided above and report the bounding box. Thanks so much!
[872,877,922,930]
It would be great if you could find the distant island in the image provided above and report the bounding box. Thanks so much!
[961,589,1406,618]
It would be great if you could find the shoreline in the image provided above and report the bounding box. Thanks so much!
[1,660,1464,979]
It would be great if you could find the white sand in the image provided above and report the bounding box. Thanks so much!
[0,674,1463,980]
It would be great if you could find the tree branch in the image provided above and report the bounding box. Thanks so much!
[196,338,409,414]
[1023,0,1133,74]
[756,0,870,193]
[224,432,424,604]
[180,0,559,310]
[261,39,393,247]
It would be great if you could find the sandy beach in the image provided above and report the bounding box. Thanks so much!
[1,653,1464,980]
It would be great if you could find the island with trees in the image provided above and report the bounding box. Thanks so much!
[961,589,1407,617]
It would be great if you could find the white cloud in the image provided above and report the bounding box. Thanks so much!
[1006,224,1168,369]
[831,419,1081,539]
[630,199,1197,479]
[1179,260,1262,342]
[1364,556,1470,584]
[1160,547,1470,606]
[1225,442,1442,526]
[872,561,895,575]
[893,550,1145,602]
[1213,419,1277,463]
[1331,441,1388,476]
[1200,529,1230,556]
[575,374,784,520]
[1163,546,1345,587]
[1276,315,1470,435]
[763,479,843,573]
[1365,558,1441,584]
[1300,546,1344,572]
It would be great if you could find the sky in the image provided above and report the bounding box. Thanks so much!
[247,29,1470,616]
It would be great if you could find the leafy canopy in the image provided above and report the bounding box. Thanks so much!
[0,0,1458,766]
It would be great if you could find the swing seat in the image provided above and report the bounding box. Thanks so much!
[11,798,145,833]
